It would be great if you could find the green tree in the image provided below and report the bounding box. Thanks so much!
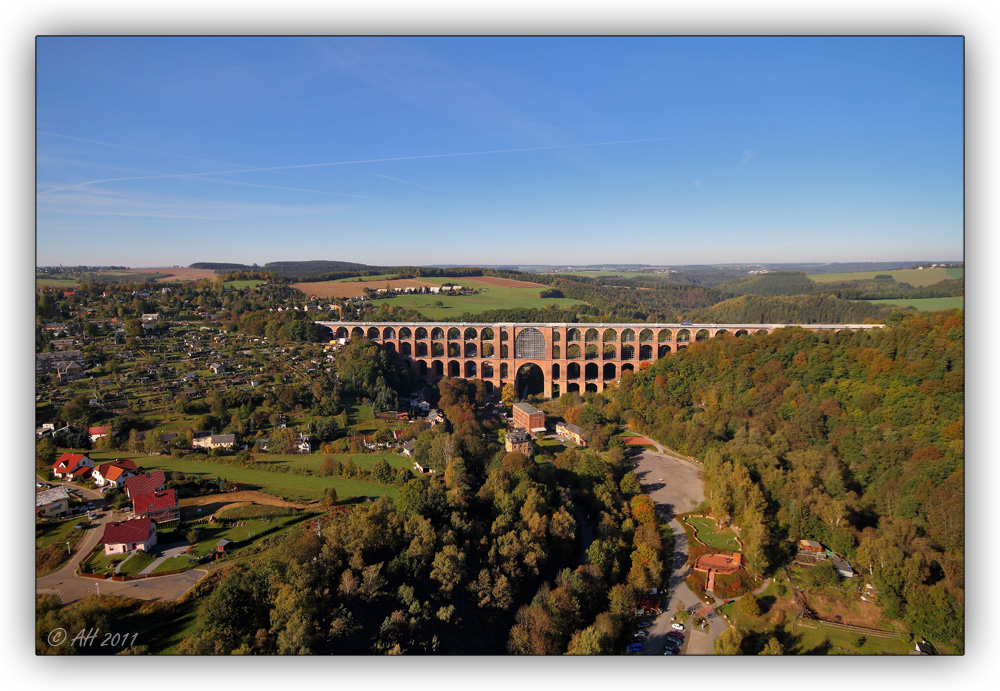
[739,593,761,618]
[759,637,783,655]
[36,437,57,465]
[714,627,744,655]
[321,487,339,506]
[143,428,164,455]
[430,544,467,595]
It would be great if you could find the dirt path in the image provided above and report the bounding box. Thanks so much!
[179,491,313,521]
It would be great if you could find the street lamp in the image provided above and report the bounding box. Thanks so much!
[65,541,71,556]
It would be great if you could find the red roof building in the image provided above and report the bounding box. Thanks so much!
[93,460,137,487]
[88,426,111,442]
[132,489,180,524]
[101,516,157,555]
[52,452,93,479]
[123,470,166,498]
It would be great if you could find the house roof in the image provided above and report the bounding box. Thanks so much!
[102,517,153,545]
[124,471,166,497]
[103,465,133,482]
[557,422,583,435]
[132,489,177,514]
[88,426,110,435]
[35,486,69,507]
[53,452,85,471]
[211,434,235,444]
[508,429,532,443]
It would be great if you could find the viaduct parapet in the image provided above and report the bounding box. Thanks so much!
[315,321,883,399]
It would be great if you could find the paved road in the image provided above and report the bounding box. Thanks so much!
[36,477,207,604]
[628,446,731,655]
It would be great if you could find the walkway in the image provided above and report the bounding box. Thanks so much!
[36,477,208,604]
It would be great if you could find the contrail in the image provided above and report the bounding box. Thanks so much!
[38,136,688,196]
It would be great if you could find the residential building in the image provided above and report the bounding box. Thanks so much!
[505,429,533,456]
[555,421,587,446]
[132,489,180,524]
[36,487,70,518]
[123,471,166,499]
[88,426,111,443]
[102,516,158,555]
[192,433,236,450]
[92,459,138,487]
[52,452,93,480]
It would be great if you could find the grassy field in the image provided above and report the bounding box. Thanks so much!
[118,550,157,576]
[189,515,307,557]
[36,518,87,550]
[36,278,79,288]
[378,277,587,318]
[88,451,400,503]
[684,515,741,551]
[224,279,266,289]
[716,577,913,655]
[152,555,195,574]
[807,267,963,286]
[863,297,964,311]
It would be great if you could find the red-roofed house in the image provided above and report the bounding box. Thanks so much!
[132,489,180,524]
[92,460,138,487]
[101,517,157,555]
[52,452,93,479]
[123,471,166,499]
[88,426,111,443]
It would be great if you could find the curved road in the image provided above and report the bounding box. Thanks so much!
[628,443,729,655]
[36,478,207,604]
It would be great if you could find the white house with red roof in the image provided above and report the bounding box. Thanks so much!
[92,459,138,487]
[132,488,180,524]
[123,470,166,499]
[52,452,93,479]
[88,426,111,443]
[101,516,157,555]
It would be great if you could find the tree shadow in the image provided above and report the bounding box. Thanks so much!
[757,595,776,615]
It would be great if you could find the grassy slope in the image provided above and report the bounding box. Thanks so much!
[807,268,963,287]
[377,277,586,318]
[87,451,400,503]
[863,297,964,311]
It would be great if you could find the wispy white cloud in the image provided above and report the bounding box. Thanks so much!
[373,173,442,193]
[39,136,687,196]
[37,131,253,169]
[739,149,758,167]
[39,188,346,222]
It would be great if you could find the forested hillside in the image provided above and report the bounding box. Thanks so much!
[174,378,663,654]
[608,310,964,650]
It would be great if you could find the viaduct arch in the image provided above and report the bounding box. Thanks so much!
[316,321,883,400]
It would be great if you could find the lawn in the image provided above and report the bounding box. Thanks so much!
[713,576,914,655]
[684,515,741,551]
[36,517,88,550]
[224,279,266,289]
[151,555,195,574]
[118,550,157,576]
[377,277,587,318]
[269,451,413,473]
[88,450,400,503]
[807,267,963,287]
[863,297,964,312]
[188,514,308,557]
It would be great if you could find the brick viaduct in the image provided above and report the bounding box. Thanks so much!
[315,321,882,399]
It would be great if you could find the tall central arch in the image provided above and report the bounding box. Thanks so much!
[515,327,546,359]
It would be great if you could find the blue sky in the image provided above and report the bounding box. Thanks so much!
[36,36,964,267]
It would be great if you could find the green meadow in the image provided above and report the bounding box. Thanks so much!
[807,267,962,287]
[86,451,401,503]
[378,277,587,318]
[863,297,964,312]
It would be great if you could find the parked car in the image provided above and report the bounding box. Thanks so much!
[635,621,652,630]
[662,649,677,655]
[663,641,680,653]
[633,630,649,639]
[667,631,684,642]
[625,643,643,654]
[671,623,685,631]
[86,502,95,510]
